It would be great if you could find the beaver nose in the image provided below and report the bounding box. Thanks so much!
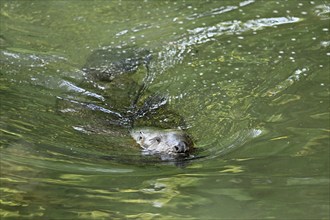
[174,141,188,153]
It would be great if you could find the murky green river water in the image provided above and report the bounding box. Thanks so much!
[1,1,329,219]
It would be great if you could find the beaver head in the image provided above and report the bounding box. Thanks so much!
[130,127,193,156]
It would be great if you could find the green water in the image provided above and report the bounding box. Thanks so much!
[1,0,329,219]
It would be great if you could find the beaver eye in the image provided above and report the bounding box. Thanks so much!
[150,137,161,143]
[139,136,143,140]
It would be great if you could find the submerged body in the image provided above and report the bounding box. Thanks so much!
[130,127,193,157]
[78,46,194,159]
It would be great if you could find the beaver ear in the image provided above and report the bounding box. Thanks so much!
[138,131,144,140]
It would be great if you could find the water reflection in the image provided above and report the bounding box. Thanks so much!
[1,0,329,219]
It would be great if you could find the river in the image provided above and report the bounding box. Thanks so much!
[1,1,329,219]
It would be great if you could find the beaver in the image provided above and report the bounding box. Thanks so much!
[130,127,194,156]
[74,46,194,158]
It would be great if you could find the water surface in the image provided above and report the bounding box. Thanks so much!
[1,0,329,219]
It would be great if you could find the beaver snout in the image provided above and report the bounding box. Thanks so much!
[173,141,188,153]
